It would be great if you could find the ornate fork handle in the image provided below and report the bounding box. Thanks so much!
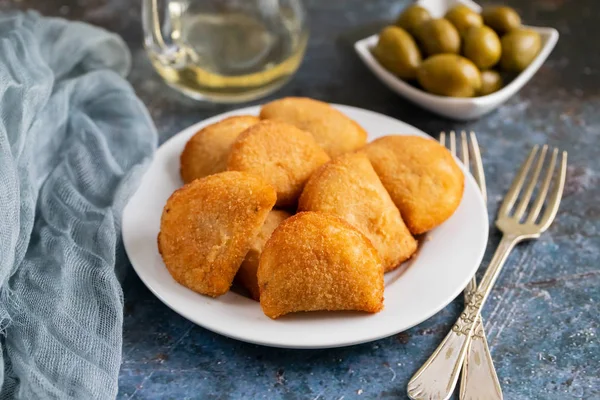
[407,235,519,400]
[461,283,502,400]
[460,315,502,400]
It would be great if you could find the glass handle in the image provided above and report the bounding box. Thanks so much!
[142,0,187,67]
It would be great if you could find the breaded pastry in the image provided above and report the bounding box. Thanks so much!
[227,120,330,207]
[299,153,417,272]
[260,97,368,158]
[158,171,276,297]
[258,212,384,319]
[362,135,464,234]
[180,115,259,183]
[235,209,291,301]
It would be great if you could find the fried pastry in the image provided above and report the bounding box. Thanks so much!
[158,171,276,297]
[180,115,259,183]
[362,135,464,234]
[258,212,384,319]
[259,97,368,158]
[235,209,291,301]
[299,153,417,271]
[227,120,330,207]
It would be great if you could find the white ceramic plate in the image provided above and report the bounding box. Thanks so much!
[354,0,559,120]
[122,105,488,349]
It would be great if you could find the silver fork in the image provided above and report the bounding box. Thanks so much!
[408,144,568,400]
[440,131,502,400]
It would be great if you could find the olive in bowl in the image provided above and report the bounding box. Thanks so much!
[372,26,422,79]
[417,54,482,98]
[500,29,542,72]
[445,4,483,36]
[482,6,521,35]
[463,25,502,69]
[478,70,503,96]
[395,5,431,37]
[416,18,461,55]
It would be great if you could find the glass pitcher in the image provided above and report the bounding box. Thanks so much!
[142,0,308,103]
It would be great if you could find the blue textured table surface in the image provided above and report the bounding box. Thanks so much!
[5,0,598,398]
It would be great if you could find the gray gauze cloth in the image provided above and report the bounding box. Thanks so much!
[0,11,157,399]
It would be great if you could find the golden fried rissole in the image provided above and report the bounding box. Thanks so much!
[158,171,276,297]
[259,97,368,158]
[227,120,330,207]
[299,153,417,272]
[180,115,259,183]
[235,209,291,301]
[258,212,384,319]
[362,135,464,234]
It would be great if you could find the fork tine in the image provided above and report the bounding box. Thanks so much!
[450,130,457,157]
[460,131,469,167]
[499,145,539,216]
[469,131,487,204]
[537,151,568,231]
[513,145,548,220]
[440,131,446,147]
[526,148,558,224]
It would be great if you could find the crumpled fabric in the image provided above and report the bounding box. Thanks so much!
[0,11,157,399]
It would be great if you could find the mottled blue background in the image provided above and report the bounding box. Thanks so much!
[3,0,598,398]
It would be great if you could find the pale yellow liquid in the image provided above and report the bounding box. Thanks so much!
[149,11,308,103]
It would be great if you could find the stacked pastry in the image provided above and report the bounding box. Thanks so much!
[158,97,463,319]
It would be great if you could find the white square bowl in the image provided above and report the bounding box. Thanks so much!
[354,0,559,120]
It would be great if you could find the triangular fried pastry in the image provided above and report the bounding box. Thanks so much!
[260,97,367,158]
[180,115,259,183]
[258,212,384,319]
[299,153,417,271]
[158,171,276,297]
[362,135,464,234]
[227,120,330,207]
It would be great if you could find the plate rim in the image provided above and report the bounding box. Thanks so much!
[122,104,489,349]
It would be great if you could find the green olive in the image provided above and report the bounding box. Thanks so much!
[482,6,521,35]
[500,29,541,72]
[463,25,501,69]
[416,18,461,55]
[396,5,431,36]
[445,5,483,36]
[373,26,422,79]
[417,54,482,97]
[478,70,503,95]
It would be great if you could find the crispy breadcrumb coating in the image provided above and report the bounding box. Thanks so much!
[158,171,276,297]
[260,97,367,158]
[299,153,417,271]
[180,116,259,183]
[362,135,464,234]
[227,120,330,207]
[258,212,384,319]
